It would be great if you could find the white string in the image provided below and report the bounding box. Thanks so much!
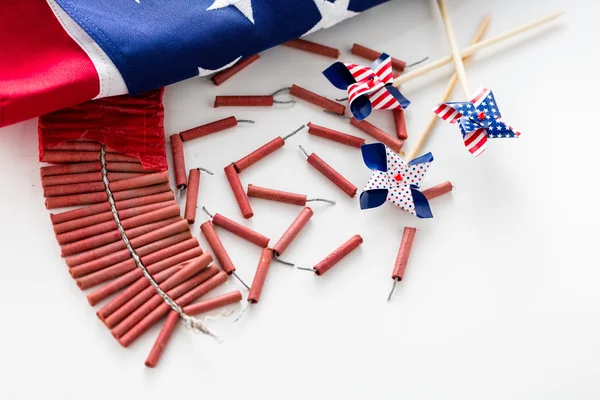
[234,302,250,323]
[99,145,220,341]
[204,309,236,322]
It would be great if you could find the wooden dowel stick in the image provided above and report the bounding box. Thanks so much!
[392,12,563,87]
[407,15,490,161]
[436,0,471,97]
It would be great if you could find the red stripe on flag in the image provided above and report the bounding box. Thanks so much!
[468,135,487,156]
[464,129,486,146]
[376,96,397,110]
[370,91,391,108]
[349,84,371,98]
[470,88,488,106]
[349,86,373,103]
[379,94,400,109]
[0,0,99,128]
[442,108,456,121]
[374,59,392,78]
[434,104,447,115]
[377,71,393,83]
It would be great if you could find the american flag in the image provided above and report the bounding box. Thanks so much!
[1,0,389,128]
[434,87,521,157]
[323,53,410,120]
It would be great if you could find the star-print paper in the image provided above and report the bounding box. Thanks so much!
[360,143,434,218]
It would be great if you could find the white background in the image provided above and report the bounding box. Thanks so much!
[1,0,598,398]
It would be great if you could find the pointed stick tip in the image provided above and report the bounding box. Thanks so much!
[480,13,492,28]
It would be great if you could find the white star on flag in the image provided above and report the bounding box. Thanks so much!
[207,0,255,24]
[304,0,358,35]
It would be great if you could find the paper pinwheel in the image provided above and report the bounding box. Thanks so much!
[323,53,410,121]
[360,143,434,219]
[434,87,521,157]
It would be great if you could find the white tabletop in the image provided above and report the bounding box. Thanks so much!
[1,0,598,398]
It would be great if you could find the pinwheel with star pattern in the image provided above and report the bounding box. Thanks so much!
[360,143,434,219]
[432,0,521,157]
[434,87,521,157]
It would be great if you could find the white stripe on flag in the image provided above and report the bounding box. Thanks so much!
[348,65,371,79]
[46,0,128,99]
[471,142,487,157]
[435,105,461,123]
[377,70,392,83]
[470,87,490,107]
[354,70,373,82]
[373,58,391,75]
[348,84,372,99]
[371,91,394,108]
[368,87,388,104]
[379,97,399,110]
[464,130,487,154]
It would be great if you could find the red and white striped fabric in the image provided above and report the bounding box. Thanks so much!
[344,56,402,111]
[463,128,488,157]
[462,87,489,156]
[470,87,491,108]
[433,103,464,124]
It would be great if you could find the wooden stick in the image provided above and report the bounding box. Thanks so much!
[407,15,491,161]
[436,0,471,97]
[393,12,563,87]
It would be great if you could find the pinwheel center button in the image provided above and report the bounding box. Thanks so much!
[394,173,403,182]
[478,111,486,120]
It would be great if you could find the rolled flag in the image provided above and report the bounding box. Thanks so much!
[323,53,410,120]
[360,143,434,219]
[434,87,521,157]
[1,0,389,128]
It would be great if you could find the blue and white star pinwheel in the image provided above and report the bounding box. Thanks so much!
[323,53,410,121]
[360,143,434,219]
[434,87,521,157]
